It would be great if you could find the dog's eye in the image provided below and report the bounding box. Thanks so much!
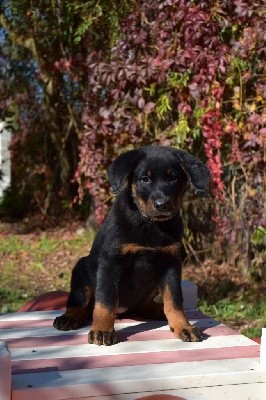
[168,174,177,182]
[140,176,151,183]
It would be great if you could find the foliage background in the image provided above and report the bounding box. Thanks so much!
[0,1,265,288]
[77,0,265,282]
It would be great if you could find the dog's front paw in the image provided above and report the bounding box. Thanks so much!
[172,325,202,342]
[53,315,87,331]
[88,329,117,346]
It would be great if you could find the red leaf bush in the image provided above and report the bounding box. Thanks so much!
[76,0,265,277]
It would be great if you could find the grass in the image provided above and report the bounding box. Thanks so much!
[0,221,265,339]
[0,287,30,314]
[199,297,265,338]
[0,222,93,313]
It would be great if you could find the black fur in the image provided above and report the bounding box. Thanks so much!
[54,145,209,345]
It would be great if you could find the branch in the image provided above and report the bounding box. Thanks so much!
[0,12,51,86]
[0,13,38,58]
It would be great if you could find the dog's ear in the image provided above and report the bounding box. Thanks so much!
[174,150,210,196]
[107,149,145,194]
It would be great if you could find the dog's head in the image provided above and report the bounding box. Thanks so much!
[108,146,210,221]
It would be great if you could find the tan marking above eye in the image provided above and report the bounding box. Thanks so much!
[166,169,178,181]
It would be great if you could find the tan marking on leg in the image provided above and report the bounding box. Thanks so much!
[89,302,118,345]
[53,285,93,331]
[63,284,93,320]
[163,286,190,332]
[91,302,117,332]
[80,285,93,307]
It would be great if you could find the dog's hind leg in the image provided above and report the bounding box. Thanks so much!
[53,256,94,331]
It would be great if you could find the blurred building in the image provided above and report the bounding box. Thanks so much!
[0,121,11,197]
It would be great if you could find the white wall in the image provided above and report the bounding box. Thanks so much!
[0,121,11,197]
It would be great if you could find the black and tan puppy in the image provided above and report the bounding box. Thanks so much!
[54,145,210,345]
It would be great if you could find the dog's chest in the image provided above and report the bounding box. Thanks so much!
[118,253,158,307]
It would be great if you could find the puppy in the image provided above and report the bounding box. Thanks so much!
[54,145,209,345]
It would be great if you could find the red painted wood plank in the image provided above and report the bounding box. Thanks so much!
[0,311,207,329]
[0,319,58,329]
[4,334,86,349]
[12,345,260,375]
[3,325,239,349]
[203,325,239,337]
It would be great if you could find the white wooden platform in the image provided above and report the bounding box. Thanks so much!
[0,282,265,399]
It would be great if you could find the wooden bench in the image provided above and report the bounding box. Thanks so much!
[0,281,265,400]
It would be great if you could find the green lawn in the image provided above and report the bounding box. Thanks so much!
[199,297,265,339]
[0,221,265,338]
[0,222,93,313]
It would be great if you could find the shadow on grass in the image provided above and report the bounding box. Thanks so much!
[197,277,243,304]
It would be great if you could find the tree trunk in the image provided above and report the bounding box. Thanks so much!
[44,73,79,198]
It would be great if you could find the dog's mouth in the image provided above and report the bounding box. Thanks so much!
[147,211,177,222]
[143,205,178,222]
[139,209,175,222]
[151,214,173,222]
[133,193,178,222]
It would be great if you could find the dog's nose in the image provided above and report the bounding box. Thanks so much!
[154,198,171,212]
